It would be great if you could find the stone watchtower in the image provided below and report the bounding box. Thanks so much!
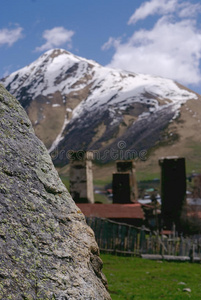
[112,160,138,204]
[159,156,186,230]
[69,151,94,203]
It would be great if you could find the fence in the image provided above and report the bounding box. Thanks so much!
[86,217,201,261]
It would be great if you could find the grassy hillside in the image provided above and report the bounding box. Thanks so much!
[58,94,201,189]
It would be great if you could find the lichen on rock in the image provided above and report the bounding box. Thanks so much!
[0,84,111,300]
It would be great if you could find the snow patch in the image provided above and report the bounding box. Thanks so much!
[48,115,69,153]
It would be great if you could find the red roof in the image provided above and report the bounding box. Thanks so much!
[161,230,173,235]
[187,211,201,218]
[187,205,201,219]
[77,203,144,219]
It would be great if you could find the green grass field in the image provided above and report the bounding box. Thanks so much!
[101,254,201,300]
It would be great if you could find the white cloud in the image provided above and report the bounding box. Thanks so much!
[103,0,201,86]
[128,0,176,24]
[101,37,121,51]
[35,27,75,52]
[3,65,12,78]
[0,26,23,47]
[178,1,201,18]
[128,0,201,24]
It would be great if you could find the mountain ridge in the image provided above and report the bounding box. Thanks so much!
[1,48,200,172]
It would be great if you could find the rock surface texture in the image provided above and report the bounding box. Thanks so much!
[0,84,111,299]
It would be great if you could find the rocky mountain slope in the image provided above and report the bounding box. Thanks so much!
[0,84,110,299]
[1,49,200,169]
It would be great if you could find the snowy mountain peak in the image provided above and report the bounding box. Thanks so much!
[0,48,199,165]
[1,48,196,107]
[1,48,102,103]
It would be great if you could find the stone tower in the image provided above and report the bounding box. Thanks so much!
[112,160,138,204]
[69,151,94,203]
[159,156,186,230]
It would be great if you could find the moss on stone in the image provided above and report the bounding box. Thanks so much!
[0,84,111,299]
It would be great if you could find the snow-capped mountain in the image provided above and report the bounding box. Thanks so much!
[1,49,199,166]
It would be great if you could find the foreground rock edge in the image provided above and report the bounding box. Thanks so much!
[0,84,111,300]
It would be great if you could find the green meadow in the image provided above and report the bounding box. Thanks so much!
[101,254,201,300]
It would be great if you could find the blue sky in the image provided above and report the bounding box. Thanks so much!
[1,0,201,94]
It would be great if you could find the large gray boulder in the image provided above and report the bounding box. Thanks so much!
[0,84,111,300]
